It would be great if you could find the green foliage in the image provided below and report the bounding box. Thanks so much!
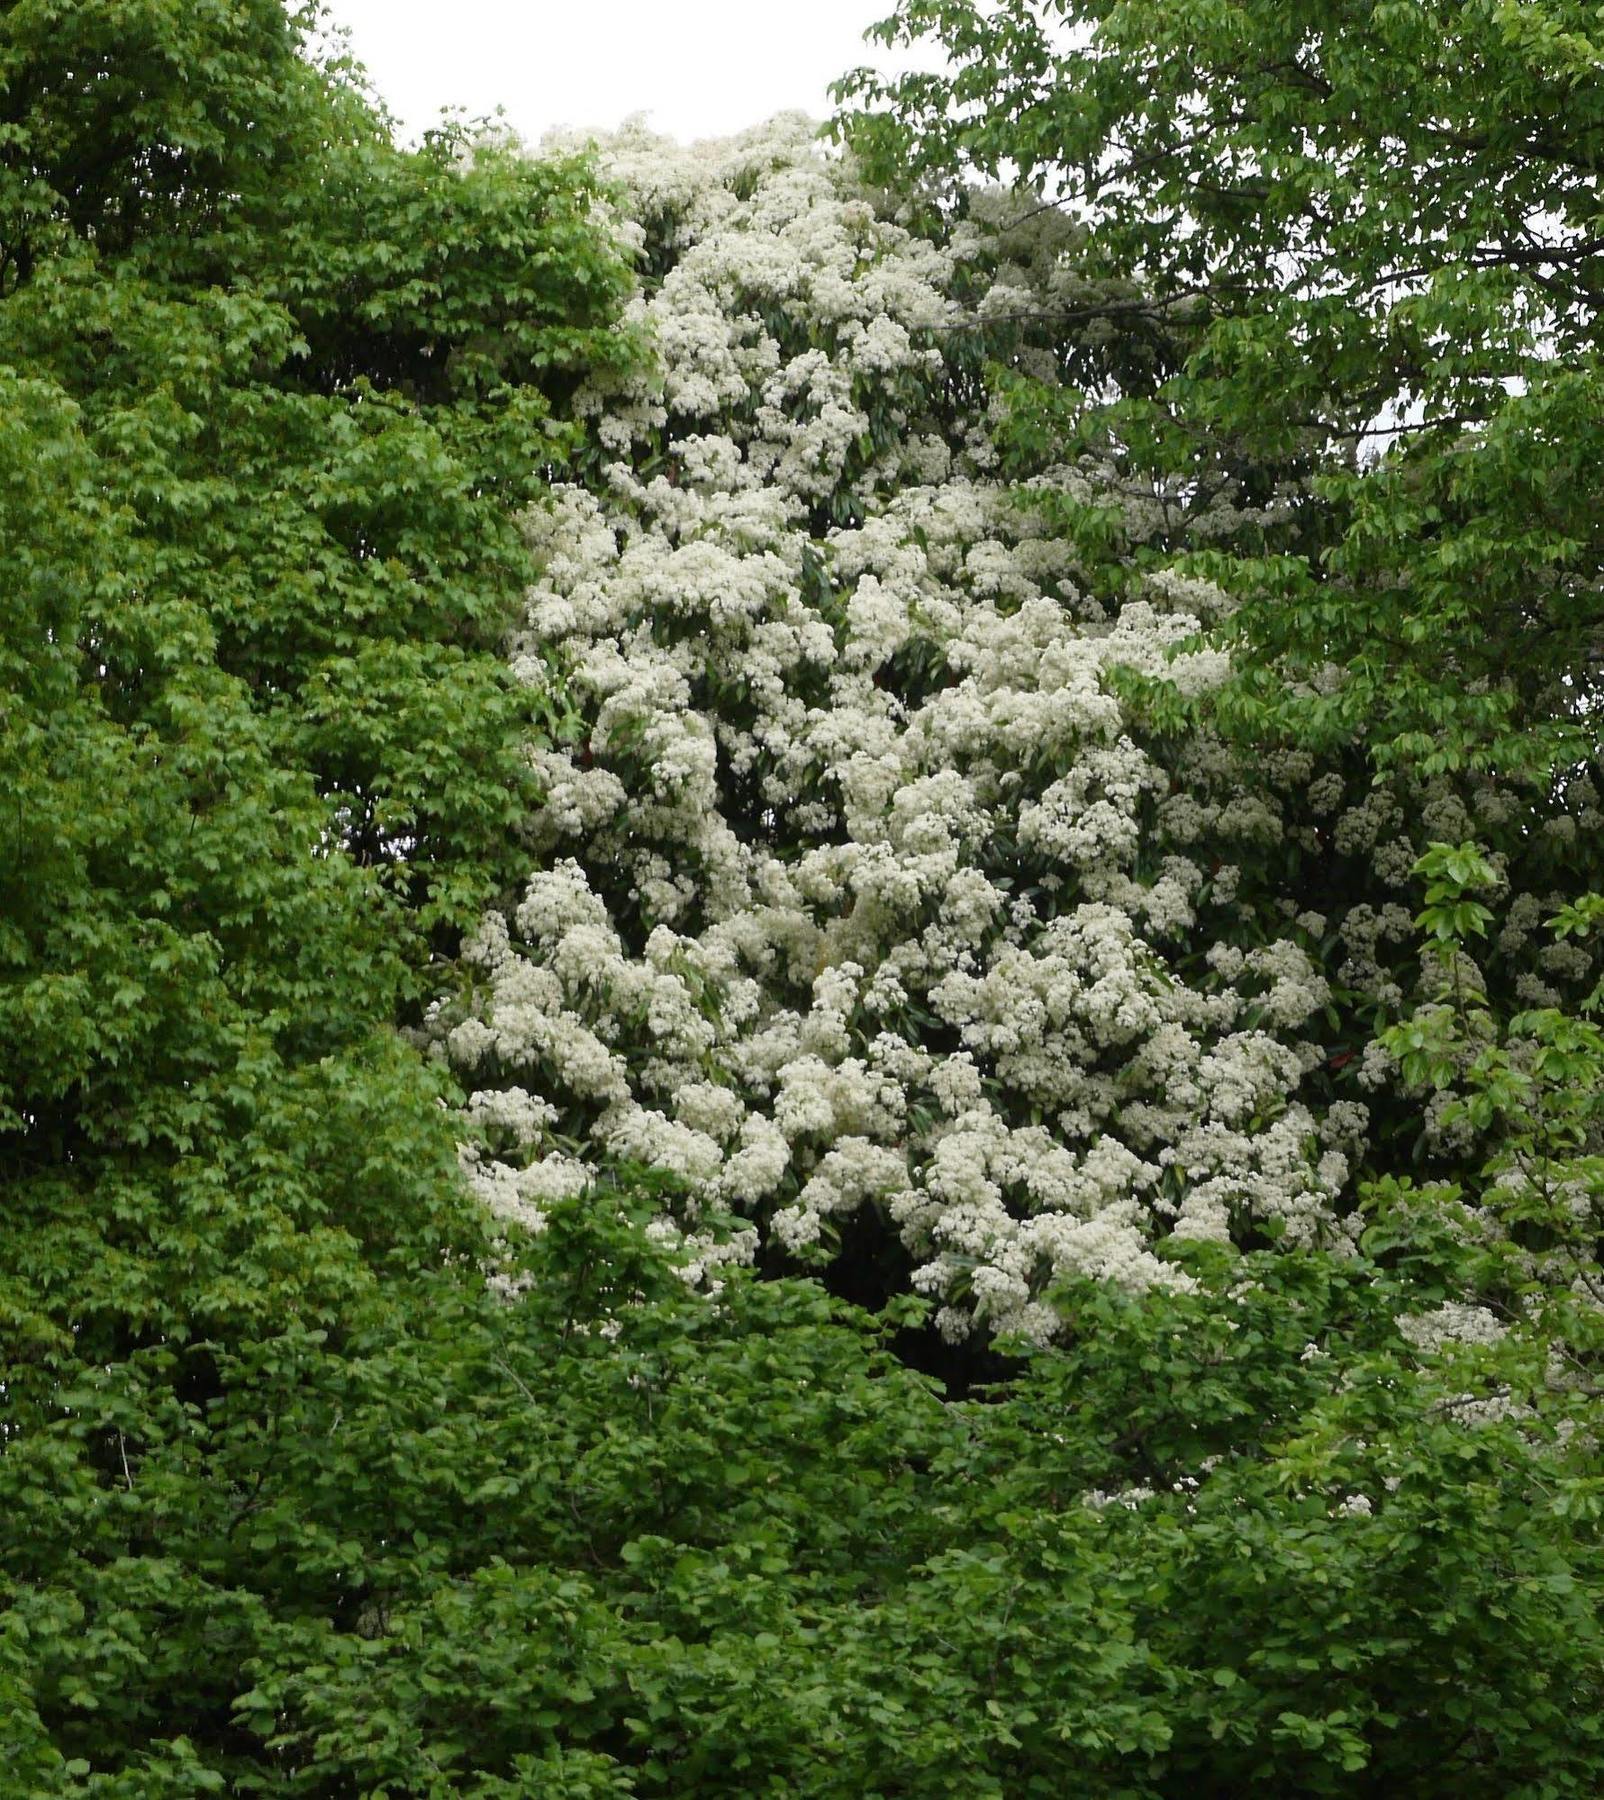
[5,234,632,956]
[1375,847,1604,1377]
[0,0,323,283]
[9,1195,1600,1794]
[831,27,1604,1784]
[0,0,640,1326]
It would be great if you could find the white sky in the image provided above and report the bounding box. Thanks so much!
[317,0,933,148]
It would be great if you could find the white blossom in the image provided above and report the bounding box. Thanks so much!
[427,119,1585,1336]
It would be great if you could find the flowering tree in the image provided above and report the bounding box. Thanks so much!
[435,119,1601,1348]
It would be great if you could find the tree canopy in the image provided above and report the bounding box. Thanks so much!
[5,3,1604,1794]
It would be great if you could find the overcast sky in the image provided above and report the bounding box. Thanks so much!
[317,0,936,148]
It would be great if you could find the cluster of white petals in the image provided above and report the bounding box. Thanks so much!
[432,119,1588,1340]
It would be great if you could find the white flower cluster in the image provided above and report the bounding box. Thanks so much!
[433,119,1587,1339]
[1396,1301,1508,1354]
